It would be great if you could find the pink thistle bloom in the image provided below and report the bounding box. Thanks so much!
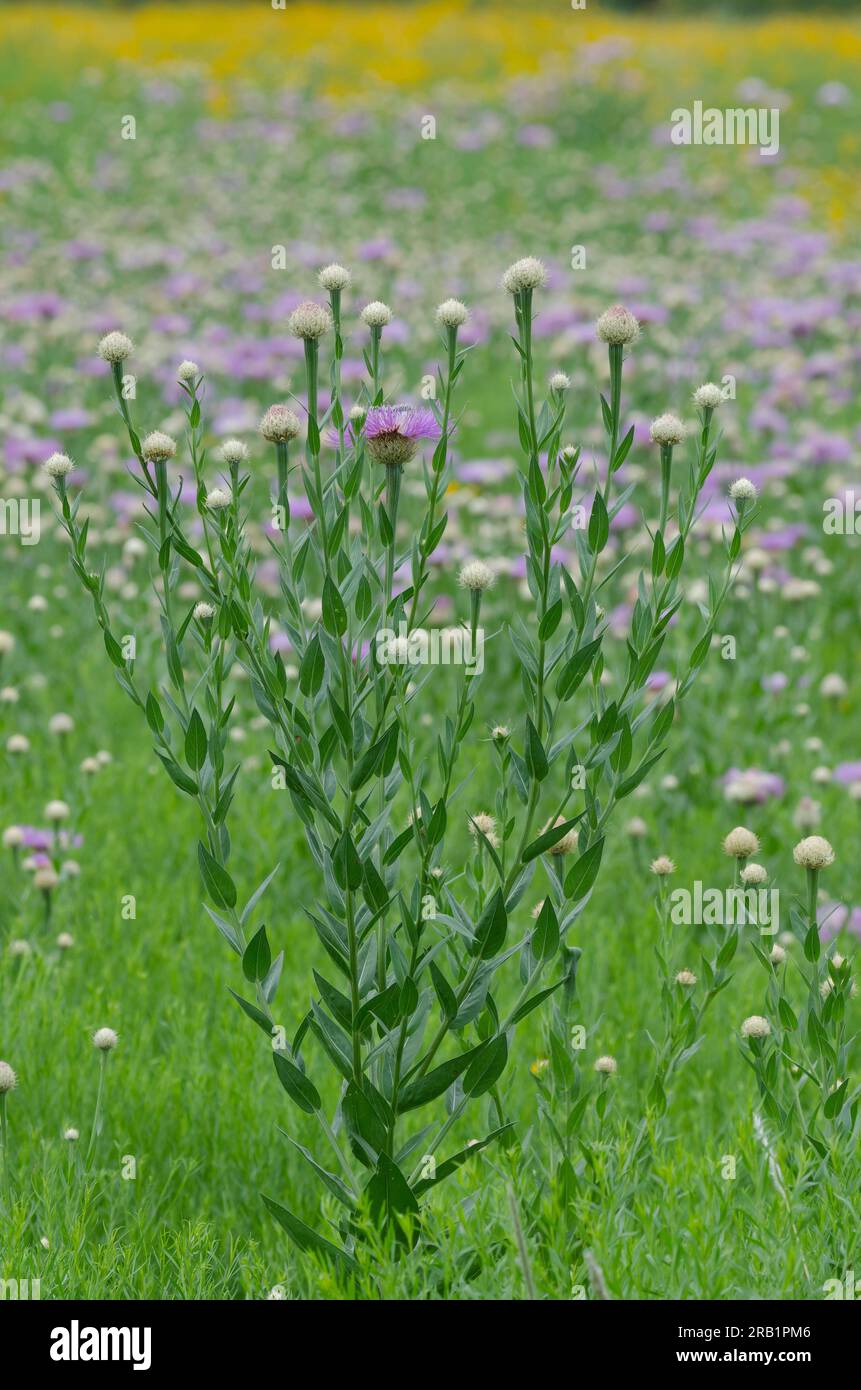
[364,405,441,466]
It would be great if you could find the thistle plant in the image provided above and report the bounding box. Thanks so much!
[48,261,747,1273]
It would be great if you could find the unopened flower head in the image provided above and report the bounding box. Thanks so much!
[594,1055,617,1074]
[57,932,74,950]
[141,431,177,464]
[650,413,686,447]
[34,867,59,891]
[501,257,547,294]
[741,1015,771,1039]
[546,816,578,855]
[458,560,496,592]
[740,862,768,885]
[549,371,570,392]
[436,297,469,329]
[729,478,757,501]
[3,826,24,849]
[45,799,70,822]
[97,331,134,364]
[194,601,215,622]
[722,826,759,859]
[259,404,301,443]
[625,816,648,838]
[44,452,74,478]
[318,262,351,292]
[820,673,847,699]
[64,1126,79,1141]
[288,300,332,340]
[206,488,232,510]
[792,835,835,870]
[364,404,441,466]
[770,944,787,965]
[220,438,248,466]
[491,724,510,742]
[650,855,675,876]
[49,713,74,734]
[93,1027,118,1051]
[675,969,697,986]
[0,1061,17,1094]
[176,359,199,384]
[361,300,393,329]
[348,404,366,424]
[468,811,497,841]
[693,382,723,410]
[596,304,640,346]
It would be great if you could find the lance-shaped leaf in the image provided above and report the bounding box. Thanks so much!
[242,924,271,983]
[262,1196,358,1272]
[365,1153,420,1238]
[184,707,208,771]
[332,829,364,891]
[397,1046,481,1113]
[522,813,583,863]
[463,1034,508,1097]
[273,1050,321,1115]
[524,716,549,782]
[412,1123,515,1196]
[531,897,559,960]
[322,575,348,636]
[564,837,604,902]
[198,840,237,910]
[473,887,507,959]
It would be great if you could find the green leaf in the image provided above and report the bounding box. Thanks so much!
[587,490,609,553]
[564,837,604,901]
[473,887,507,959]
[278,1129,355,1210]
[464,1034,508,1097]
[154,750,198,797]
[184,708,208,771]
[262,1195,358,1271]
[556,637,602,701]
[531,897,559,959]
[397,1047,480,1113]
[145,691,164,736]
[299,633,325,697]
[227,987,274,1036]
[538,600,563,641]
[197,840,237,910]
[524,716,549,782]
[333,829,364,891]
[273,1050,321,1114]
[412,1124,515,1196]
[365,1153,420,1235]
[777,997,798,1030]
[322,575,348,636]
[242,924,272,983]
[522,814,582,863]
[508,980,564,1025]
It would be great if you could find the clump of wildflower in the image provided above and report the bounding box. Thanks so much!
[318,263,351,292]
[501,257,547,294]
[259,405,301,443]
[792,836,835,870]
[650,855,675,875]
[360,301,393,329]
[44,452,74,478]
[594,1055,617,1074]
[458,560,496,592]
[741,1015,771,1039]
[649,414,686,447]
[595,304,640,345]
[693,383,723,410]
[364,405,441,466]
[141,431,177,464]
[97,331,134,363]
[288,301,331,340]
[723,826,760,859]
[436,298,469,328]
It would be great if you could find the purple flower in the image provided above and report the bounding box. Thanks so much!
[364,405,441,466]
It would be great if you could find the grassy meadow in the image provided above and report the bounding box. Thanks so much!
[1,4,860,1301]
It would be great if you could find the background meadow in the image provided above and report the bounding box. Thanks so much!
[1,2,860,1299]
